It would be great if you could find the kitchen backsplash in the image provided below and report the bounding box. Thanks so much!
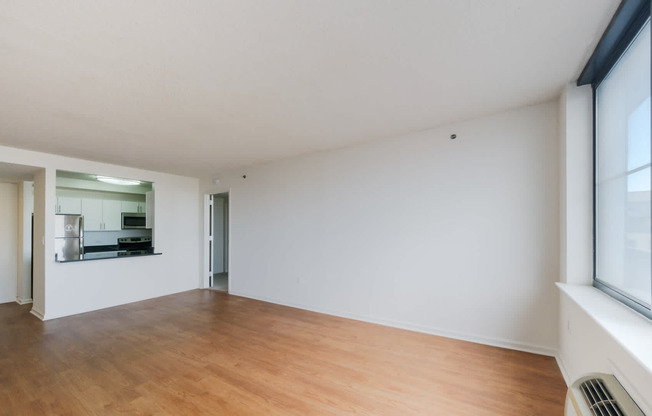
[85,229,152,246]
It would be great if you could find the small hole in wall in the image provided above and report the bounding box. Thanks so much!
[450,134,457,140]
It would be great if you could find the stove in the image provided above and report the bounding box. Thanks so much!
[117,249,151,257]
[117,236,152,252]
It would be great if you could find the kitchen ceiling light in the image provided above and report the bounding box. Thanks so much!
[96,176,141,186]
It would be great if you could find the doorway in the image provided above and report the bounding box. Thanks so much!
[210,192,229,291]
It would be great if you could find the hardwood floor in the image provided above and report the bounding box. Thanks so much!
[0,290,566,415]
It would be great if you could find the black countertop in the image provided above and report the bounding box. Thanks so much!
[56,249,162,263]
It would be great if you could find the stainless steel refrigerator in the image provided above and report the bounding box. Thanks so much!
[55,214,84,261]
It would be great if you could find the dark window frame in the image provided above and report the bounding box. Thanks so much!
[578,0,651,320]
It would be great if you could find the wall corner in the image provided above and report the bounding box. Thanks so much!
[559,84,593,286]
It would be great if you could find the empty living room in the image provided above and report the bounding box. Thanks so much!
[0,0,651,415]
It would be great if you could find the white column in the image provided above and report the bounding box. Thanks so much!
[559,84,594,285]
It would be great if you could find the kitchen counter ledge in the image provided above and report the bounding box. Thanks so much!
[56,252,162,263]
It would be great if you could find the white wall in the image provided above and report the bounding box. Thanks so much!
[559,85,593,285]
[557,84,652,413]
[0,146,201,320]
[207,101,560,354]
[0,182,18,303]
[16,181,33,304]
[559,289,652,414]
[32,169,47,317]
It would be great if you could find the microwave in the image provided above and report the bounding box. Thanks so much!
[122,212,147,229]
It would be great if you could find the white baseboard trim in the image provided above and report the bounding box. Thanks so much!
[36,287,199,321]
[228,290,558,358]
[30,308,45,321]
[15,297,33,305]
[555,354,571,386]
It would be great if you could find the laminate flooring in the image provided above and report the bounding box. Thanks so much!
[0,290,566,415]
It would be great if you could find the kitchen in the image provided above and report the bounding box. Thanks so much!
[54,170,160,262]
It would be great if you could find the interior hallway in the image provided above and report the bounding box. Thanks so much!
[211,272,228,291]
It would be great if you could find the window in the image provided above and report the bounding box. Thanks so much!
[578,0,651,319]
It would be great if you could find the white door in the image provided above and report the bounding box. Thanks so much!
[207,195,213,287]
[223,199,229,273]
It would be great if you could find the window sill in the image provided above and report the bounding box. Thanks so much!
[556,282,652,373]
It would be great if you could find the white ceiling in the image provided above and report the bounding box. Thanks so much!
[0,1,618,179]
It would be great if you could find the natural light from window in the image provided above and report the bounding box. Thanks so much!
[595,20,651,306]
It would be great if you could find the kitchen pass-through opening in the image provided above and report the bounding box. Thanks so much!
[210,192,229,291]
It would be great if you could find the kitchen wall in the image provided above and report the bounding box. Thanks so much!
[205,101,561,354]
[0,182,18,303]
[85,229,153,247]
[0,145,201,320]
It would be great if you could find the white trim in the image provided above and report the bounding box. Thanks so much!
[30,308,44,320]
[203,193,211,289]
[226,193,231,293]
[557,283,652,373]
[228,290,558,357]
[203,189,231,291]
[555,353,571,386]
[15,297,33,305]
[608,357,652,415]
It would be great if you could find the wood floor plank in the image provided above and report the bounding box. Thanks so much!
[0,290,566,415]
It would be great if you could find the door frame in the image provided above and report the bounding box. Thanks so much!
[203,190,231,290]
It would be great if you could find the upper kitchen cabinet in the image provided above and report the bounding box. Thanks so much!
[82,199,123,231]
[103,200,122,230]
[121,201,146,213]
[81,198,102,231]
[145,191,154,229]
[55,196,82,214]
[56,170,154,232]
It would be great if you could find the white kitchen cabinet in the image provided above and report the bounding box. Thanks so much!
[103,200,122,230]
[81,199,103,231]
[121,201,138,213]
[81,199,123,231]
[145,191,154,229]
[56,197,82,214]
[121,201,146,213]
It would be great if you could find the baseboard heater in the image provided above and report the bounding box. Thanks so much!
[565,373,644,416]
